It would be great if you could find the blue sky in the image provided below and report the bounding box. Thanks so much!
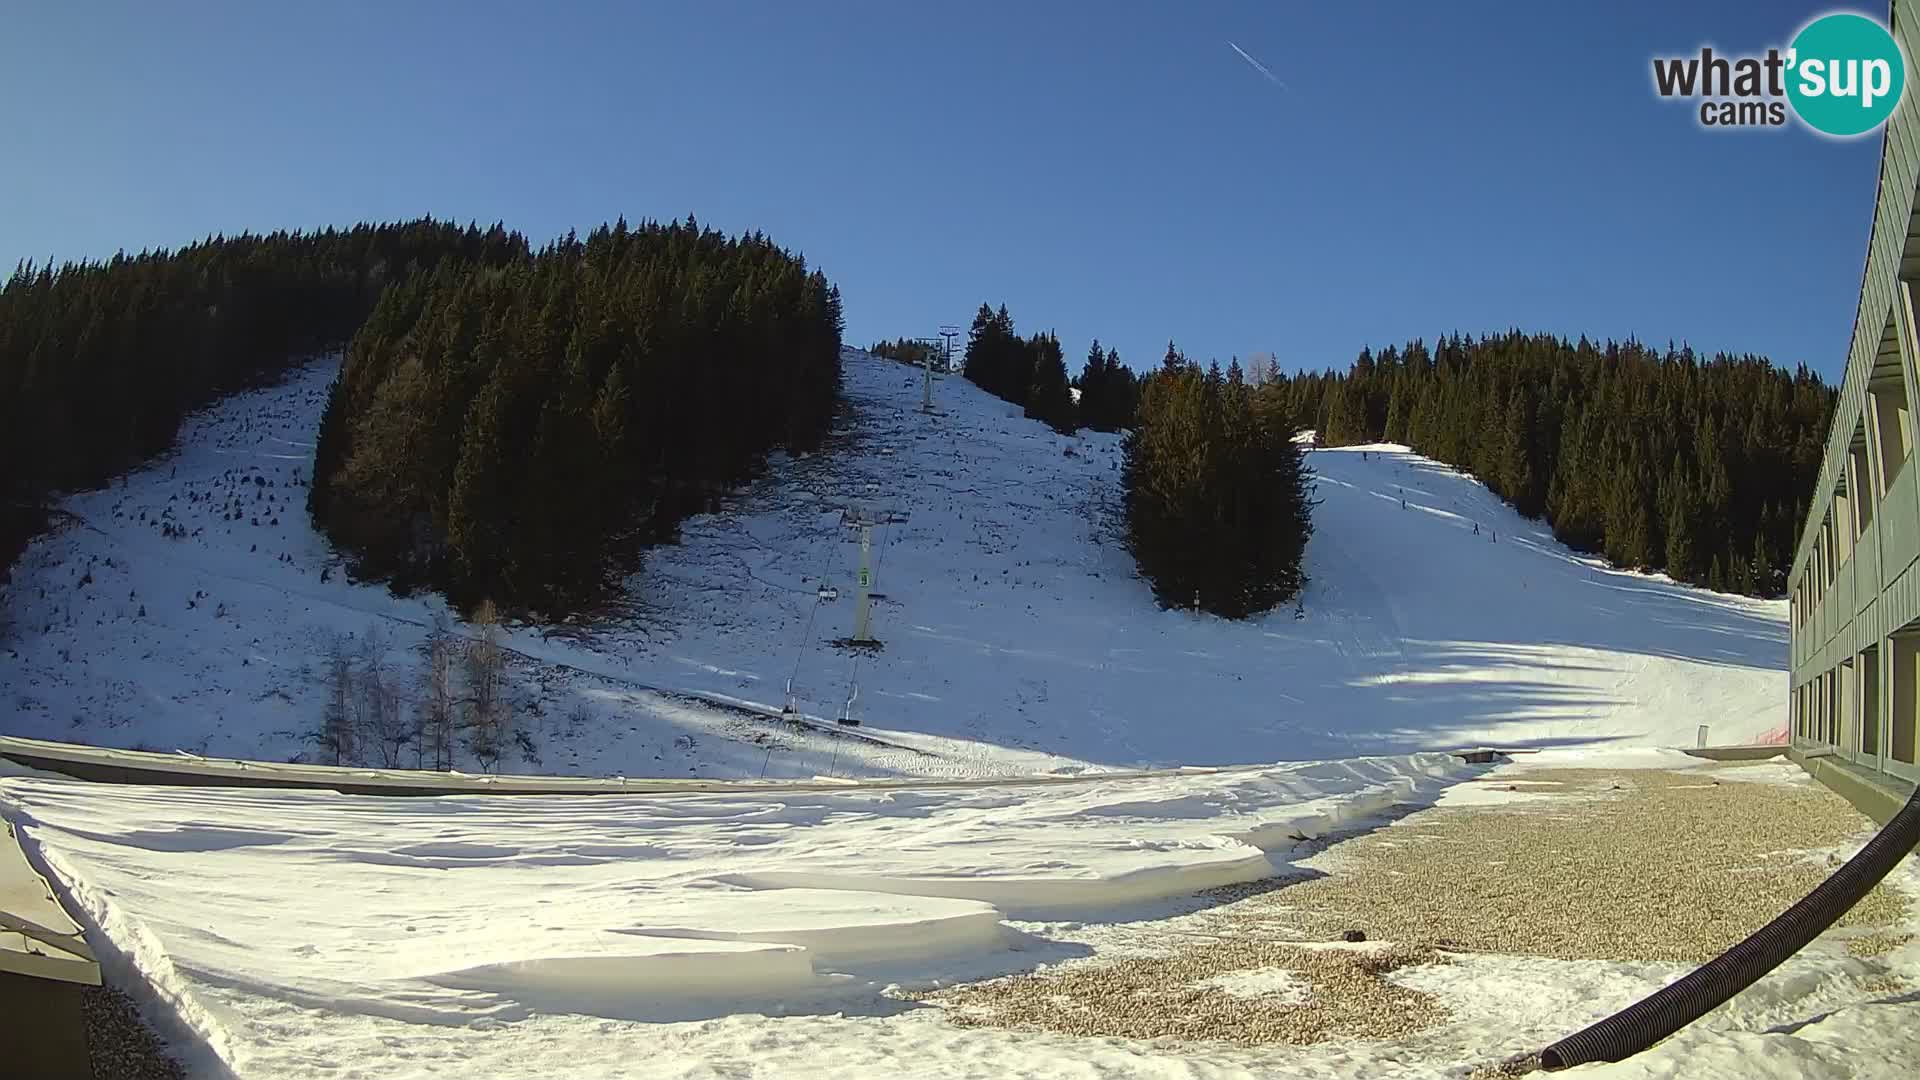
[0,2,1882,379]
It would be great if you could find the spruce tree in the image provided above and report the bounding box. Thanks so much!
[1665,483,1698,582]
[1500,386,1541,516]
[1078,339,1106,426]
[1383,377,1409,445]
[1106,347,1135,428]
[1123,361,1313,617]
[1024,332,1077,433]
[1751,528,1775,594]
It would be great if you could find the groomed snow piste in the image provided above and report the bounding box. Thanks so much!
[0,349,1787,781]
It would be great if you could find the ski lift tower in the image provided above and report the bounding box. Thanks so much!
[918,338,937,413]
[837,500,909,647]
[844,505,883,646]
[939,325,960,373]
[908,334,933,413]
[852,511,879,643]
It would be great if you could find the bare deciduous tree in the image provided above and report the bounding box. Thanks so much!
[357,624,411,768]
[319,632,356,765]
[463,599,506,773]
[417,615,457,771]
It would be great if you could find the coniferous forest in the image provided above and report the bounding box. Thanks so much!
[0,221,529,578]
[309,219,844,614]
[1,219,1831,622]
[1076,339,1140,434]
[0,217,841,619]
[1124,345,1315,618]
[1261,333,1834,596]
[962,304,1305,617]
[960,303,1080,434]
[959,303,1142,436]
[868,337,943,367]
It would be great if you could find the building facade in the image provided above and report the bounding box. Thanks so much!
[1789,0,1920,791]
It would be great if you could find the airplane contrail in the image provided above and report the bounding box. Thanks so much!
[1227,40,1287,89]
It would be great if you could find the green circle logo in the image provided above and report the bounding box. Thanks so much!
[1787,13,1906,136]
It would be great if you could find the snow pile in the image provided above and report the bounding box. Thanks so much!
[10,747,1914,1079]
[0,752,1470,1077]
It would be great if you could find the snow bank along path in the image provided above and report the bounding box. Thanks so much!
[0,753,1469,1078]
[1,350,1787,780]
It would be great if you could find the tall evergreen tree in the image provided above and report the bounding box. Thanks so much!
[1665,480,1699,583]
[1123,358,1313,617]
[1024,332,1076,433]
[1107,347,1137,428]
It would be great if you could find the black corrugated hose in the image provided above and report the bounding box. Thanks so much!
[1538,778,1920,1070]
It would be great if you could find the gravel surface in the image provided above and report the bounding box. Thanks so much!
[920,761,1907,1049]
[1228,764,1905,964]
[924,941,1445,1046]
[83,983,184,1080]
[1848,931,1914,958]
[1859,973,1907,995]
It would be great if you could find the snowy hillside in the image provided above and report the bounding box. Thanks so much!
[0,349,1788,777]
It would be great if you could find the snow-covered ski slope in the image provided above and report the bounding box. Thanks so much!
[0,349,1786,777]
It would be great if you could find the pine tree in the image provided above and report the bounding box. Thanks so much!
[1162,340,1185,374]
[1078,339,1104,411]
[1383,376,1409,445]
[1751,528,1776,596]
[1106,347,1136,429]
[1123,362,1313,617]
[1500,386,1541,516]
[963,303,998,392]
[1665,482,1698,582]
[1024,332,1076,433]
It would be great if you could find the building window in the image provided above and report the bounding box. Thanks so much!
[1862,645,1881,759]
[1893,634,1918,765]
[1870,309,1913,496]
[1850,434,1875,532]
[1839,658,1856,750]
[1820,671,1832,744]
[1831,670,1842,745]
[1827,512,1840,581]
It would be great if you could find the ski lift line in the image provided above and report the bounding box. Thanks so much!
[779,498,857,713]
[785,598,824,705]
[831,493,904,726]
[841,521,886,714]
